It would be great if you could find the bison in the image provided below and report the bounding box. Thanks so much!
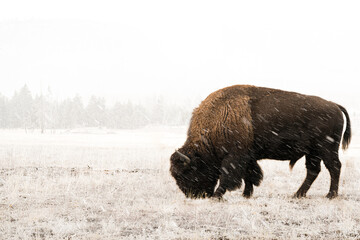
[170,85,351,199]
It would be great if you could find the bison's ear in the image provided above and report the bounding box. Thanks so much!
[175,150,191,165]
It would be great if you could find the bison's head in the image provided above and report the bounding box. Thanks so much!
[170,148,220,198]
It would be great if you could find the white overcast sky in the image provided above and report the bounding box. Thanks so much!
[0,0,359,106]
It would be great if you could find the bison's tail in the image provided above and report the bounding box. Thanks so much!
[338,104,351,150]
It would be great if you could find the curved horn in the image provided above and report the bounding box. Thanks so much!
[175,150,191,164]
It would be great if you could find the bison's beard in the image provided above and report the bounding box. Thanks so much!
[178,184,215,199]
[173,173,219,199]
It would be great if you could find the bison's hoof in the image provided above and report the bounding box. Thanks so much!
[212,193,223,200]
[242,192,252,199]
[293,191,306,198]
[211,196,225,202]
[326,192,338,199]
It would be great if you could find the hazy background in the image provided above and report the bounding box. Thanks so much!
[1,0,359,109]
[1,2,360,239]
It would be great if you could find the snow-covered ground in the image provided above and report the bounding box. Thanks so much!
[0,126,359,239]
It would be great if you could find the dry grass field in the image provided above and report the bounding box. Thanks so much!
[0,126,359,239]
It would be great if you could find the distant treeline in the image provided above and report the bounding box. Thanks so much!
[0,85,192,131]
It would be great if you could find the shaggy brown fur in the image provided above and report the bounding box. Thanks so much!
[170,85,351,199]
[188,86,253,158]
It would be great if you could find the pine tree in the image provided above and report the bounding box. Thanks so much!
[0,94,9,128]
[10,85,34,131]
[85,96,107,127]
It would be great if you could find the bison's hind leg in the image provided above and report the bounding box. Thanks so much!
[294,154,321,198]
[243,161,263,198]
[322,152,341,199]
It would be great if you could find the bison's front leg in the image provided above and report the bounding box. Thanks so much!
[243,161,263,198]
[213,184,226,199]
[213,155,245,199]
[242,180,253,198]
[213,170,241,199]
